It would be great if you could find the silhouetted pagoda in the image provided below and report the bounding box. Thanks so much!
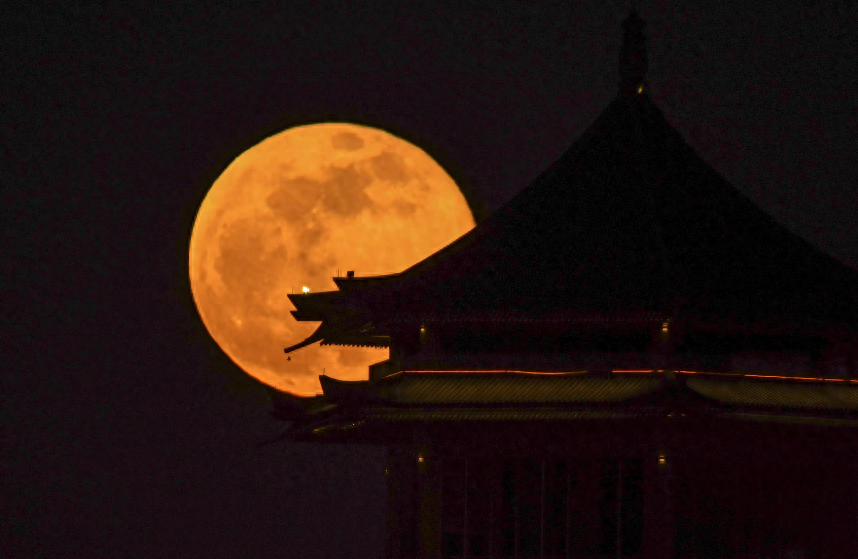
[276,11,858,559]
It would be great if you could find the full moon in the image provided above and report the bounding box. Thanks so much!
[189,123,475,395]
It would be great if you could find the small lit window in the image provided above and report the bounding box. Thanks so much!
[637,84,644,94]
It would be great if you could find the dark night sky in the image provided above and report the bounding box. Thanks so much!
[3,1,857,557]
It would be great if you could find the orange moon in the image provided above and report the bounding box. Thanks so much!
[189,123,475,395]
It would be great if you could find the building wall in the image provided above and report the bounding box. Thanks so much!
[382,420,858,559]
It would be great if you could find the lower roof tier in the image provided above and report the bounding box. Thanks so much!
[316,370,858,408]
[270,370,858,440]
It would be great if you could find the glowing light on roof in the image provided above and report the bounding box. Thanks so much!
[386,369,858,383]
[400,370,587,375]
[302,286,310,294]
[607,369,858,384]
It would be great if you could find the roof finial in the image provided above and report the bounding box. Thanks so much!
[618,7,648,95]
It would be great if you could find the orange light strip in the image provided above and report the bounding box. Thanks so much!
[396,369,858,383]
[400,369,587,375]
[609,369,858,384]
[742,374,858,383]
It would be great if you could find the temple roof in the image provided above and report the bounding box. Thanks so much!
[290,89,858,338]
[286,11,858,353]
[349,92,857,321]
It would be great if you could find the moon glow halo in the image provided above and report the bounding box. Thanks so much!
[189,123,475,395]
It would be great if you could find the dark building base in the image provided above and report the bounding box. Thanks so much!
[382,418,858,559]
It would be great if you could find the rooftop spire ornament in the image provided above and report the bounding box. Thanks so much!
[618,8,648,95]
